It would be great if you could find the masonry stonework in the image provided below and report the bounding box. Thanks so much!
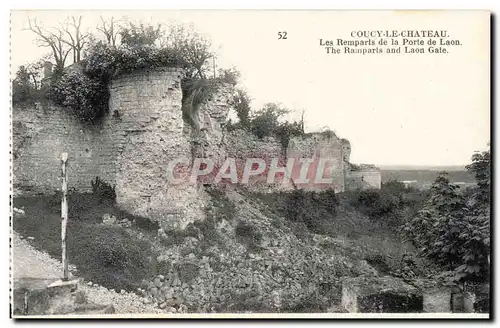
[345,166,382,190]
[287,132,345,193]
[12,106,116,195]
[13,67,381,230]
[225,129,284,191]
[190,84,234,167]
[109,69,208,229]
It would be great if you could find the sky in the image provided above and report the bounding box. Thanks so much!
[10,10,491,166]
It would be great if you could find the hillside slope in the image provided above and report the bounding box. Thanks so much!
[13,185,419,313]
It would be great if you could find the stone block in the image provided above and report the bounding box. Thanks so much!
[464,290,490,313]
[410,279,453,313]
[341,276,423,313]
[451,292,465,313]
[13,277,80,316]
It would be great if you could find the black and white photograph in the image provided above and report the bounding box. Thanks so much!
[9,9,491,318]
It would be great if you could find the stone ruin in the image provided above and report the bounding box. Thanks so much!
[341,276,489,314]
[13,67,382,230]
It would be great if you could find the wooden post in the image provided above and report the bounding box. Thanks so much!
[61,153,69,281]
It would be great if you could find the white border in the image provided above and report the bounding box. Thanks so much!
[2,1,497,327]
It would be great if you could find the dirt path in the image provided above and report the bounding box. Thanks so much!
[12,231,163,314]
[12,232,64,280]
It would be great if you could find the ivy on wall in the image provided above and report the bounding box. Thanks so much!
[49,42,187,122]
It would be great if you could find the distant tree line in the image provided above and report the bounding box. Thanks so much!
[382,169,476,184]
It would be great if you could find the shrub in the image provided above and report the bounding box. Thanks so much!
[354,189,398,218]
[250,103,289,139]
[217,67,240,86]
[277,189,339,233]
[245,102,305,152]
[12,63,50,107]
[132,213,160,232]
[465,148,490,205]
[68,224,156,290]
[50,70,109,122]
[347,181,426,227]
[231,89,251,129]
[402,169,490,282]
[90,176,116,204]
[275,121,304,151]
[181,77,220,130]
[120,22,163,48]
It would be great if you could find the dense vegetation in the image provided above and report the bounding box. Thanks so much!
[402,147,490,282]
[12,21,237,124]
[13,17,307,148]
[253,146,490,284]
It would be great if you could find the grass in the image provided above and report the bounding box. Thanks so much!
[251,190,383,239]
[353,235,420,274]
[13,192,160,291]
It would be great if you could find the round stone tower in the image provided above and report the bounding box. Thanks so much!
[108,68,208,230]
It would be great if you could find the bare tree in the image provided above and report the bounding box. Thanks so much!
[97,16,120,47]
[61,16,91,63]
[26,18,71,73]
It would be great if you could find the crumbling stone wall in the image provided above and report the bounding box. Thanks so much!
[109,69,209,229]
[345,167,382,190]
[13,66,380,229]
[287,132,345,193]
[225,129,285,191]
[12,106,116,195]
[189,84,234,167]
[13,68,211,229]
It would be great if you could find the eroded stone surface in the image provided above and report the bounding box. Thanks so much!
[464,283,490,313]
[12,67,382,230]
[13,277,78,315]
[191,83,234,166]
[341,276,423,313]
[287,132,345,192]
[109,69,209,230]
[410,279,454,313]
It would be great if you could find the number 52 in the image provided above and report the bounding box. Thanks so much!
[278,31,288,39]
